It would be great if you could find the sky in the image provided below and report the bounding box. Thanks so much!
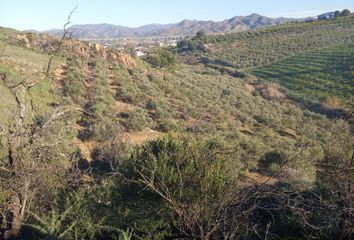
[0,0,353,31]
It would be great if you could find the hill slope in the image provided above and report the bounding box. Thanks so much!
[251,43,354,102]
[0,25,346,162]
[195,16,354,68]
[177,16,354,106]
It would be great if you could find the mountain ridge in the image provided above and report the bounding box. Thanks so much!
[42,13,298,39]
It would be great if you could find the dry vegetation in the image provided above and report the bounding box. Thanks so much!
[0,15,353,239]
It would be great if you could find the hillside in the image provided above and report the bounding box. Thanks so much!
[177,16,354,107]
[43,13,294,38]
[0,16,353,240]
[1,26,339,153]
[251,43,354,103]
[181,16,354,67]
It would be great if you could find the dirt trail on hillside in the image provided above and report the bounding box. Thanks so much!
[76,62,96,162]
[53,63,94,161]
[54,64,66,91]
[107,66,163,144]
[123,128,163,145]
[240,171,279,188]
[77,139,95,162]
[107,69,135,114]
[54,64,66,81]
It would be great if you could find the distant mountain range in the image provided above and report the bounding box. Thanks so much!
[42,14,298,39]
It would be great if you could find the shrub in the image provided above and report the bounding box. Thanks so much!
[157,118,178,132]
[122,108,155,131]
[145,99,157,110]
[144,48,177,70]
[125,133,243,238]
[186,55,199,65]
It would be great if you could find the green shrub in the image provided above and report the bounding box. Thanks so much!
[122,108,155,131]
[124,133,243,238]
[144,48,177,70]
[145,99,157,110]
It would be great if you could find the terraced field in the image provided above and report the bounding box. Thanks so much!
[251,43,354,102]
[187,16,354,69]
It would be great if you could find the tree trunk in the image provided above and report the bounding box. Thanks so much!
[9,194,22,239]
[6,138,25,239]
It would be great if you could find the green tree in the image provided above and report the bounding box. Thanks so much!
[196,30,206,39]
[145,48,177,70]
[334,10,341,18]
[341,9,351,16]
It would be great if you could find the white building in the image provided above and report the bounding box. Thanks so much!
[136,50,145,57]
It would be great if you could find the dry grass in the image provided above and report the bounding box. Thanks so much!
[238,125,255,135]
[76,139,96,162]
[241,171,278,188]
[278,128,299,139]
[123,128,163,145]
[54,64,66,81]
[116,101,133,113]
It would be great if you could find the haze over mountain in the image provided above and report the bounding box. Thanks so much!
[43,13,296,39]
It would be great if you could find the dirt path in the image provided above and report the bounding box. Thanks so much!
[107,73,117,92]
[53,63,95,162]
[240,171,278,188]
[77,139,95,162]
[107,69,135,114]
[54,64,66,92]
[54,64,66,81]
[77,62,96,162]
[107,66,163,144]
[123,128,163,145]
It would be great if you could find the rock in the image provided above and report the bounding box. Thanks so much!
[94,43,101,52]
[16,34,31,48]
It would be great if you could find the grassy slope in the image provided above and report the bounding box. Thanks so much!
[251,43,354,102]
[0,44,62,124]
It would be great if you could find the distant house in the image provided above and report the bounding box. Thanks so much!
[136,50,145,57]
[168,42,177,47]
[318,12,335,20]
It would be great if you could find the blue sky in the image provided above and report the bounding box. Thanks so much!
[0,0,353,31]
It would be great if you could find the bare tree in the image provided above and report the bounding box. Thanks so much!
[45,6,77,75]
[0,8,78,239]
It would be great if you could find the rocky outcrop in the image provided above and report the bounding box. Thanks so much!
[15,33,136,69]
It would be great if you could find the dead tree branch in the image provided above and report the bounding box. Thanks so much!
[45,6,77,75]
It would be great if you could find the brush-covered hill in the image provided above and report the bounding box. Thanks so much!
[0,25,344,158]
[0,17,353,239]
